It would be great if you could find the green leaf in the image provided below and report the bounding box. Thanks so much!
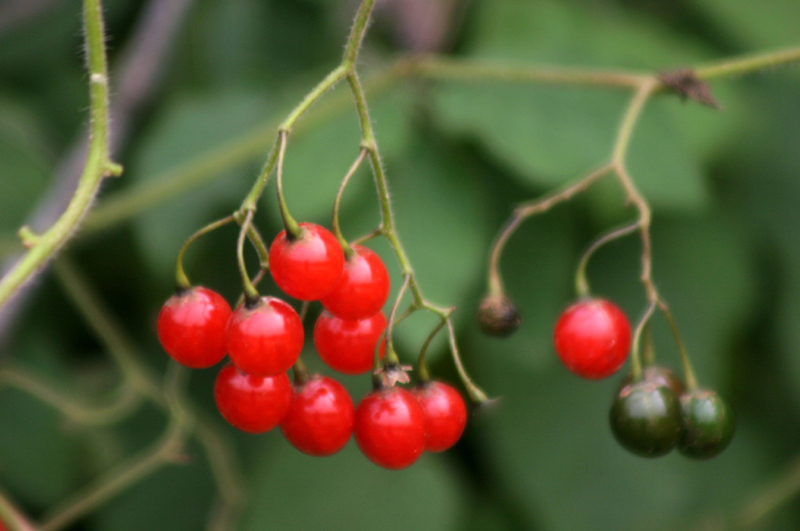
[130,91,269,276]
[0,99,53,231]
[691,0,800,48]
[244,439,464,531]
[430,0,742,209]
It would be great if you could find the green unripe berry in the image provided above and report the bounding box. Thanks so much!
[610,380,682,458]
[678,390,734,460]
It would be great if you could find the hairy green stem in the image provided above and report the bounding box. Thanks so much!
[0,0,121,309]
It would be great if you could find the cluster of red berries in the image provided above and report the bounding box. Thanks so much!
[479,295,734,459]
[158,222,468,468]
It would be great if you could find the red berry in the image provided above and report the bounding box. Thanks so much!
[320,245,390,320]
[269,222,344,301]
[413,381,468,452]
[280,375,355,456]
[553,298,631,379]
[354,387,427,469]
[314,311,386,375]
[226,297,304,377]
[157,286,232,369]
[214,363,292,433]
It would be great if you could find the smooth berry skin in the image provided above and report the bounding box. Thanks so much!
[157,286,232,369]
[214,363,293,434]
[354,387,427,470]
[413,381,468,452]
[321,245,390,320]
[226,297,304,377]
[679,390,735,460]
[553,298,632,379]
[280,375,355,456]
[314,311,386,375]
[269,222,344,301]
[610,380,682,457]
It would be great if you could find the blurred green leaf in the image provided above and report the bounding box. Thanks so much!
[430,0,745,209]
[244,438,464,531]
[0,99,53,231]
[130,91,269,276]
[691,0,800,48]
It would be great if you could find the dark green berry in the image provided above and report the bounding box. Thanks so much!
[678,390,734,460]
[618,365,685,398]
[477,295,521,337]
[610,380,682,458]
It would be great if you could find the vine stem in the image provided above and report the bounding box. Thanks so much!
[574,221,639,298]
[46,260,245,530]
[236,210,260,304]
[0,367,141,426]
[174,215,236,291]
[0,0,121,309]
[69,46,800,245]
[332,148,369,257]
[486,164,614,297]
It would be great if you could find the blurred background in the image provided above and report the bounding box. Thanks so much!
[1,0,799,529]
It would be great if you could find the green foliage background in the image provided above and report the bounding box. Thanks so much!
[1,0,799,529]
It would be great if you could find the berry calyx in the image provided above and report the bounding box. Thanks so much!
[553,298,631,379]
[619,365,686,398]
[157,286,232,369]
[214,363,293,433]
[678,390,735,460]
[280,375,355,456]
[226,296,304,377]
[320,244,390,320]
[354,386,427,469]
[314,311,386,375]
[477,294,521,337]
[269,222,344,301]
[413,381,468,452]
[609,380,682,457]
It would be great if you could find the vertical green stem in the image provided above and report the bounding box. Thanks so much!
[332,148,368,257]
[275,131,301,240]
[630,301,657,382]
[236,211,260,305]
[0,0,121,309]
[660,305,698,390]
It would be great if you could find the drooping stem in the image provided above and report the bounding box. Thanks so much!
[446,319,488,404]
[332,148,368,257]
[274,131,301,240]
[174,215,236,291]
[487,164,614,297]
[574,221,638,298]
[384,274,411,366]
[417,319,447,383]
[660,304,698,391]
[629,300,657,382]
[236,210,260,305]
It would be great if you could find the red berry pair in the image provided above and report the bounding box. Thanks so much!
[268,223,389,313]
[354,381,468,470]
[157,288,304,376]
[215,364,354,456]
[553,298,632,380]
